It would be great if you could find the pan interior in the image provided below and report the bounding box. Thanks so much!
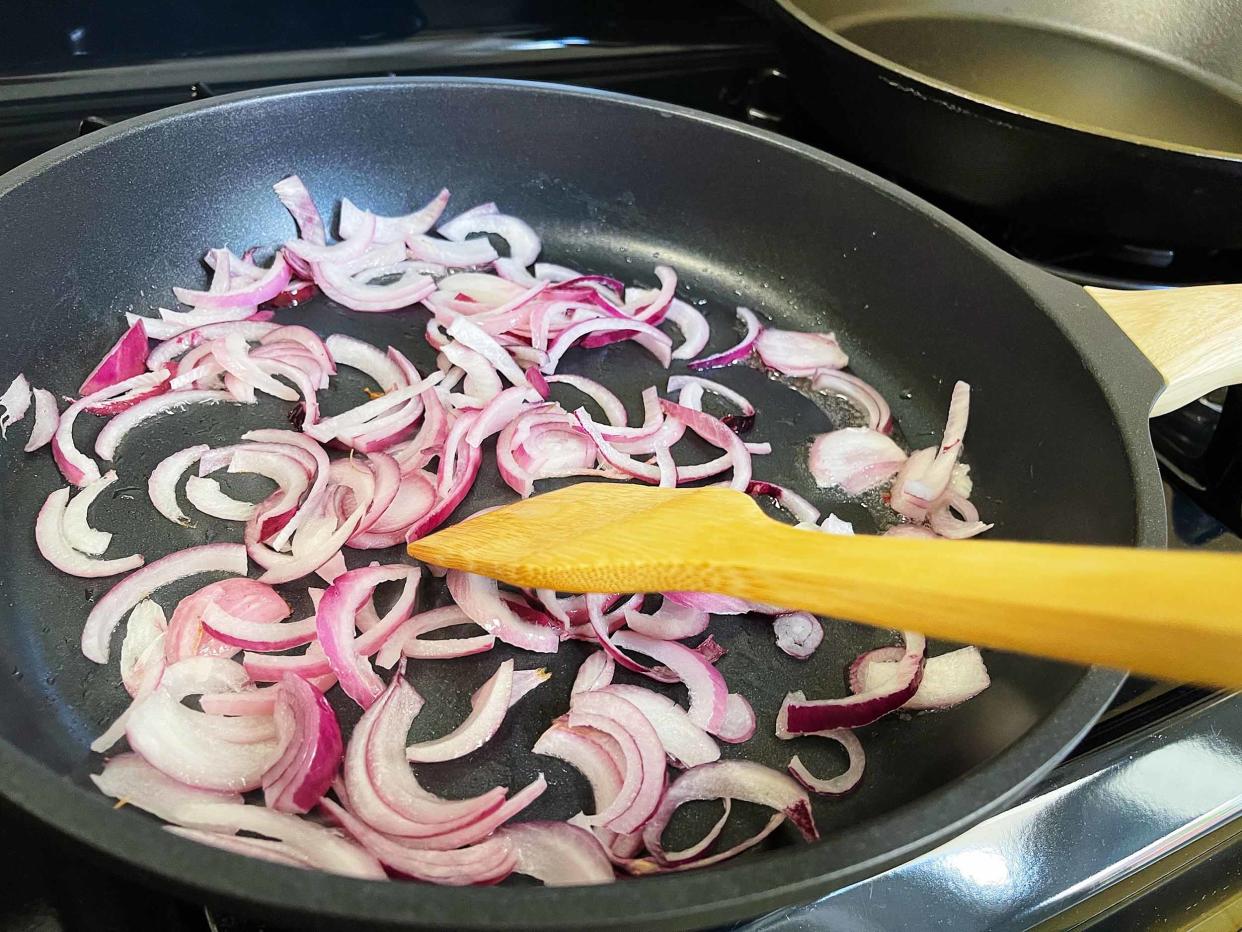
[793,0,1242,155]
[0,81,1140,915]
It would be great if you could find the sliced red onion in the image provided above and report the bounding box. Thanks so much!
[642,759,817,866]
[165,577,290,663]
[663,590,779,616]
[119,599,168,694]
[36,486,143,578]
[746,480,822,525]
[498,822,615,886]
[23,387,59,453]
[145,320,277,372]
[53,368,172,486]
[808,427,907,494]
[575,409,736,486]
[165,827,311,868]
[928,493,994,539]
[201,604,316,651]
[273,175,326,245]
[405,660,515,763]
[773,612,824,660]
[79,319,149,395]
[262,674,344,813]
[532,721,625,824]
[127,685,279,792]
[408,234,498,266]
[91,753,242,821]
[341,189,449,242]
[183,477,254,521]
[568,689,667,835]
[320,798,515,884]
[321,334,401,390]
[317,565,419,707]
[314,259,434,313]
[80,543,247,664]
[174,253,291,310]
[903,380,971,503]
[603,684,720,768]
[755,328,848,376]
[168,801,386,879]
[147,444,209,526]
[286,208,375,265]
[95,390,235,461]
[61,470,119,555]
[785,724,865,797]
[446,570,560,654]
[687,306,761,370]
[853,645,990,711]
[667,374,755,432]
[664,298,710,360]
[623,599,710,641]
[572,650,616,694]
[438,211,540,267]
[447,315,530,386]
[810,370,893,434]
[779,632,926,734]
[0,373,31,437]
[715,694,756,744]
[401,606,496,659]
[545,374,627,426]
[610,630,729,734]
[542,317,672,373]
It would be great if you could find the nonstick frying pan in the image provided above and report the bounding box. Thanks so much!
[763,0,1242,249]
[0,78,1239,931]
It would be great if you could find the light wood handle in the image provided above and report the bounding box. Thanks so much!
[708,520,1242,687]
[1087,284,1242,416]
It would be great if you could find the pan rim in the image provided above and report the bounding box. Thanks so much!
[769,0,1242,164]
[0,75,1144,929]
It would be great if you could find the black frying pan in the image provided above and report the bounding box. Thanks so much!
[763,0,1242,249]
[0,78,1232,930]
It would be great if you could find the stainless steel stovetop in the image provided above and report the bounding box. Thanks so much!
[1,3,1238,929]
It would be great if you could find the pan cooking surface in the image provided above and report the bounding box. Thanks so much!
[0,80,1146,926]
[828,13,1242,153]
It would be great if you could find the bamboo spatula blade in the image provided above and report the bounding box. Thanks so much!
[407,483,1242,688]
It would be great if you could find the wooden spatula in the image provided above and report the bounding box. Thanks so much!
[408,482,1242,688]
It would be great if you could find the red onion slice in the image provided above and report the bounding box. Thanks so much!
[401,606,496,659]
[405,659,515,763]
[165,827,311,868]
[667,374,755,432]
[0,373,31,437]
[438,211,540,267]
[321,799,516,884]
[148,444,209,526]
[23,387,59,453]
[746,480,822,525]
[168,802,386,879]
[262,675,344,813]
[542,317,673,373]
[164,577,290,663]
[773,612,824,660]
[273,175,326,245]
[36,486,143,578]
[286,209,375,264]
[184,477,254,521]
[408,234,498,266]
[810,370,893,434]
[755,328,848,376]
[641,759,818,866]
[610,630,729,734]
[174,253,291,309]
[341,189,449,242]
[715,694,757,744]
[785,723,866,796]
[808,427,908,494]
[202,604,317,651]
[853,645,991,711]
[602,684,720,768]
[568,689,667,835]
[928,493,994,539]
[91,753,242,822]
[317,565,418,708]
[119,599,168,695]
[572,650,616,694]
[314,260,435,313]
[80,543,247,664]
[687,306,761,370]
[779,632,927,734]
[498,822,616,886]
[903,380,971,503]
[447,570,561,654]
[95,390,235,461]
[61,470,119,555]
[623,599,710,641]
[80,319,149,395]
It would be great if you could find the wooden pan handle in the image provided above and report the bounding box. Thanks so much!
[1086,284,1242,416]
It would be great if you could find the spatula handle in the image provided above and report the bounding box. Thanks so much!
[1087,284,1242,416]
[721,520,1242,687]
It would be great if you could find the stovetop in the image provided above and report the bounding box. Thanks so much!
[1,3,1239,929]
